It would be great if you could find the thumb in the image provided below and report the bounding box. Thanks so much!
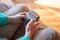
[26,19,35,31]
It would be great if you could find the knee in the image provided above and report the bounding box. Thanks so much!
[17,4,29,12]
[45,27,56,34]
[43,27,58,40]
[41,27,57,37]
[33,27,58,40]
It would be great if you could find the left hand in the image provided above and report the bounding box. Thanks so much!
[13,12,26,19]
[8,12,27,23]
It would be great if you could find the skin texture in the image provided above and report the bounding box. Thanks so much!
[25,20,39,38]
[17,20,39,40]
[8,12,39,38]
[8,12,26,23]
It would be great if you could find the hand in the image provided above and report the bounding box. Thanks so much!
[25,20,39,38]
[13,12,26,19]
[8,12,26,23]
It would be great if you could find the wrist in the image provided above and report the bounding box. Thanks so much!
[8,16,14,23]
[25,32,32,38]
[8,16,21,23]
[22,35,31,40]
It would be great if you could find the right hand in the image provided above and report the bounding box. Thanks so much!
[25,20,39,38]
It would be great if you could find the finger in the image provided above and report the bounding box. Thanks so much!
[20,15,26,18]
[19,12,27,15]
[26,19,35,31]
[34,22,39,26]
[32,22,39,30]
[27,19,35,25]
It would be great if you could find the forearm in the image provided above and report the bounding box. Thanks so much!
[17,31,32,40]
[8,16,15,23]
[0,13,17,25]
[21,31,33,40]
[25,32,32,39]
[21,35,31,40]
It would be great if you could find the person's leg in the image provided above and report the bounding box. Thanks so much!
[4,4,29,16]
[33,27,58,40]
[0,4,29,39]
